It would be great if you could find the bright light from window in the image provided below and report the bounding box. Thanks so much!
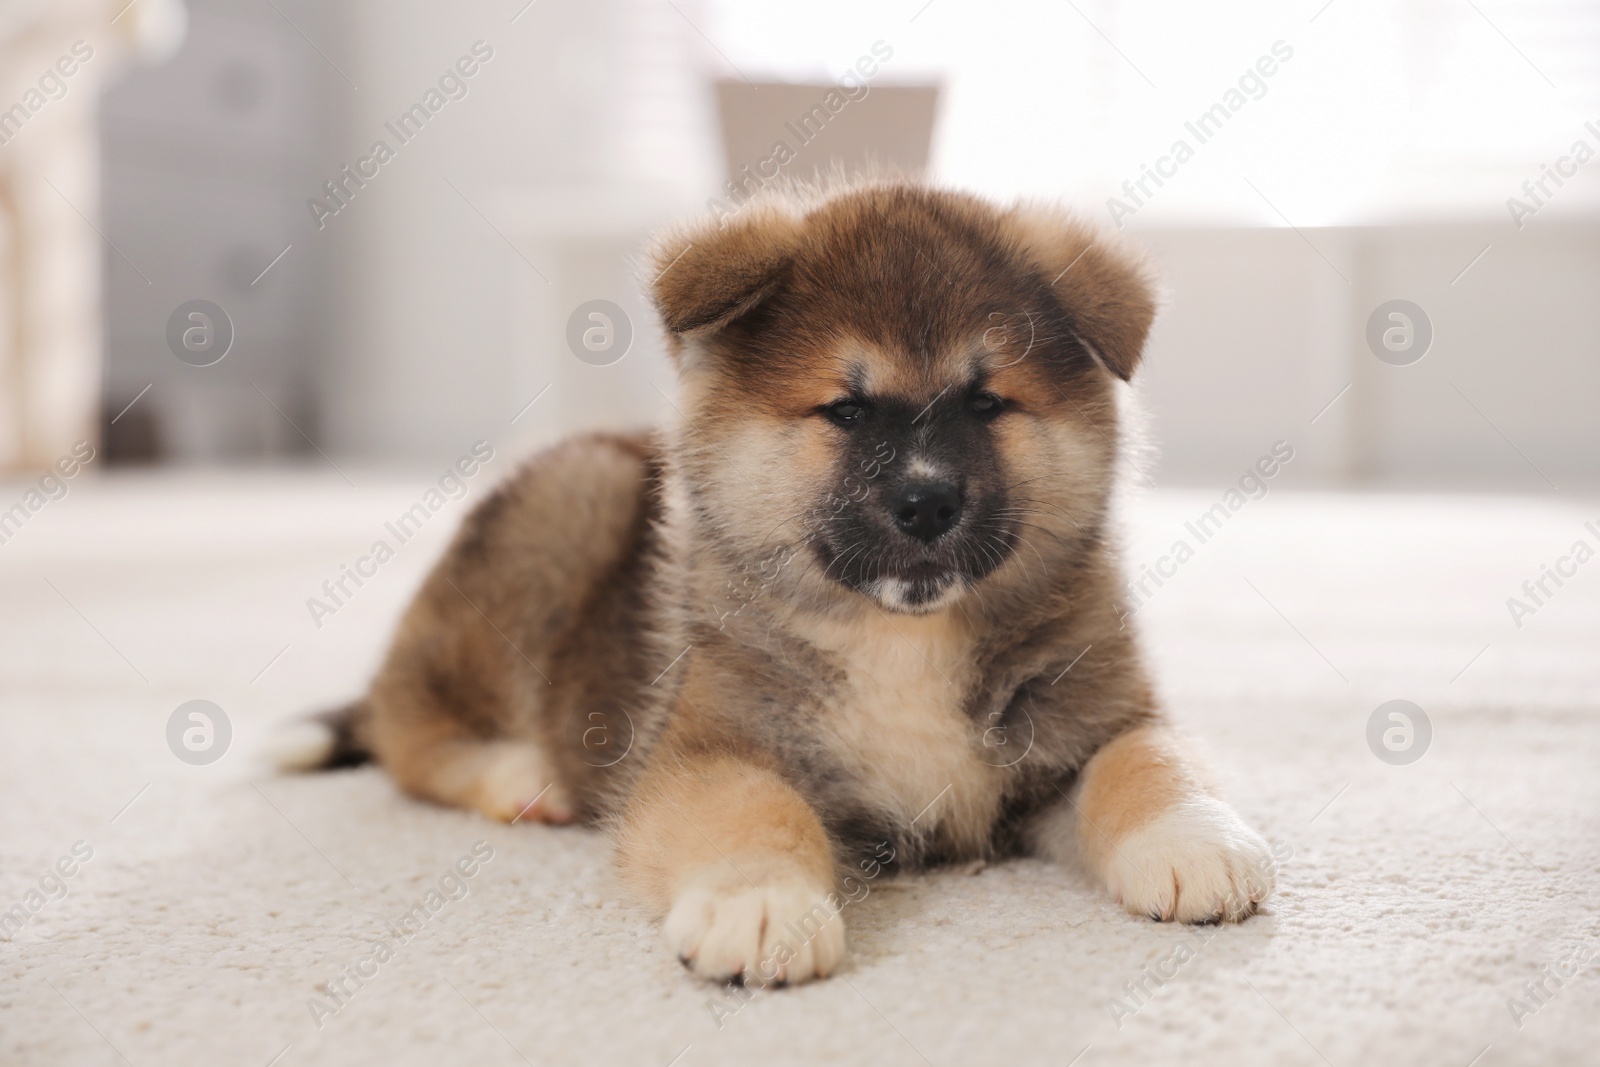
[705,0,1600,227]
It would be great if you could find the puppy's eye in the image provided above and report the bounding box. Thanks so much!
[968,393,1006,419]
[823,399,868,426]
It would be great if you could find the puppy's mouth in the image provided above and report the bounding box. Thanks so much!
[812,542,976,614]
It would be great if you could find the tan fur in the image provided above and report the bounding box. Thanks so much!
[305,178,1275,985]
[614,750,835,905]
[1000,205,1159,380]
[1071,725,1200,870]
[613,664,845,984]
[1030,725,1274,923]
[651,203,805,335]
[365,433,660,824]
[786,606,1000,858]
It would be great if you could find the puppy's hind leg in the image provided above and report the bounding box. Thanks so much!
[390,732,575,825]
[368,643,576,825]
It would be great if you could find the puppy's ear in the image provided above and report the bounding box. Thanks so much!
[1005,207,1158,381]
[647,205,805,336]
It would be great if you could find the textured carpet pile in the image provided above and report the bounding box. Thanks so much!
[1,472,1596,1066]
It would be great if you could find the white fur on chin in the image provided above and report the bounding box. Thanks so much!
[869,576,968,614]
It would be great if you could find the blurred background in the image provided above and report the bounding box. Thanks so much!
[5,7,1599,1062]
[2,0,1596,489]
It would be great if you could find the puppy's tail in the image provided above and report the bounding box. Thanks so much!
[266,700,373,772]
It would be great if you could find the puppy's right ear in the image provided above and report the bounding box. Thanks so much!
[647,205,804,336]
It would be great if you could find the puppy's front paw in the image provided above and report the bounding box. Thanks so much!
[664,869,846,985]
[1104,798,1276,923]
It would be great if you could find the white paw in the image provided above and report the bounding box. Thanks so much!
[664,869,846,985]
[1105,798,1277,923]
[472,742,575,824]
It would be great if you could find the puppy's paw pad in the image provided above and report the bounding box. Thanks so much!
[472,743,575,824]
[664,872,845,986]
[1106,798,1276,924]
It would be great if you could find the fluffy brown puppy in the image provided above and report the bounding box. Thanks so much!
[282,180,1278,986]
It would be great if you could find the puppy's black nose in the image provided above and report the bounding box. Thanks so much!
[890,481,962,541]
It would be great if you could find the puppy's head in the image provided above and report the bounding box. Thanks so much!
[648,182,1155,616]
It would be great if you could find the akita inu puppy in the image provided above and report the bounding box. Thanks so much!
[281,180,1277,986]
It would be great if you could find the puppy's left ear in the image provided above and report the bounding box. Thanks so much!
[1004,207,1158,381]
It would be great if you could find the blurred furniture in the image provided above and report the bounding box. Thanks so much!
[714,81,940,183]
[0,0,182,471]
[99,0,332,465]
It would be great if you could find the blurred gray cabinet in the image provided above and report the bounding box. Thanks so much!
[101,0,337,463]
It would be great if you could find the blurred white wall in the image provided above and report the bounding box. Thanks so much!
[320,0,717,463]
[89,0,1600,491]
[1137,223,1600,490]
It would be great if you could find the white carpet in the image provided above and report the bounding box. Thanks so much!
[2,471,1597,1067]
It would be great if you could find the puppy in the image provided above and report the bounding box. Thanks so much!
[281,179,1277,986]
